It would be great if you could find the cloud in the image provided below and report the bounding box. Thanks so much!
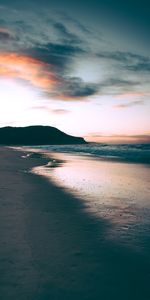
[114,100,144,109]
[0,52,57,90]
[60,13,92,34]
[51,109,70,114]
[98,78,139,93]
[27,42,85,73]
[106,78,139,87]
[0,50,144,102]
[0,47,148,102]
[97,50,148,64]
[58,77,98,99]
[0,52,97,101]
[97,50,150,73]
[0,28,16,41]
[0,9,149,103]
[31,106,70,114]
[127,62,150,73]
[88,78,140,97]
[53,22,81,45]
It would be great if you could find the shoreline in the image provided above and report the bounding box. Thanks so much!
[31,150,150,240]
[0,147,150,300]
[15,142,150,165]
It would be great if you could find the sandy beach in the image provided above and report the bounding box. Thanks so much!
[0,147,150,300]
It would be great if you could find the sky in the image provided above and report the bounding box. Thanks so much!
[0,0,150,143]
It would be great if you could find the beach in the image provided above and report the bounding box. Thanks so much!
[0,147,150,300]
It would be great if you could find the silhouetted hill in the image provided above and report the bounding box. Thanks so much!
[0,126,86,145]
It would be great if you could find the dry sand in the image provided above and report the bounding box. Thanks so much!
[0,147,150,300]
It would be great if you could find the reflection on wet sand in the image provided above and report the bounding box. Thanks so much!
[33,152,150,249]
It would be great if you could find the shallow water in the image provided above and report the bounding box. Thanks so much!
[33,152,150,252]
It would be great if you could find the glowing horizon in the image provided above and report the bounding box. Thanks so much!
[0,74,149,143]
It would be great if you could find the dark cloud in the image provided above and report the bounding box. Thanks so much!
[59,77,98,98]
[102,78,139,88]
[93,78,140,96]
[44,42,84,57]
[97,50,150,73]
[0,31,11,40]
[97,50,147,63]
[0,28,16,41]
[127,62,150,73]
[26,42,85,72]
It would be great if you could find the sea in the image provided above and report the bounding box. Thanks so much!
[31,142,150,164]
[28,143,150,251]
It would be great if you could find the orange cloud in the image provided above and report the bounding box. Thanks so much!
[0,52,57,90]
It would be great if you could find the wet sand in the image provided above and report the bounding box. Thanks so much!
[0,147,150,300]
[33,151,150,248]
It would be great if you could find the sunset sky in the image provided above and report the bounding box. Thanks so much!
[0,0,150,142]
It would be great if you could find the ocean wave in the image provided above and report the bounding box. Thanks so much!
[30,143,150,164]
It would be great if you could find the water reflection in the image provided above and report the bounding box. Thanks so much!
[33,152,150,248]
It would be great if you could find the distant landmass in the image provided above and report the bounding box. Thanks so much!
[0,126,86,145]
